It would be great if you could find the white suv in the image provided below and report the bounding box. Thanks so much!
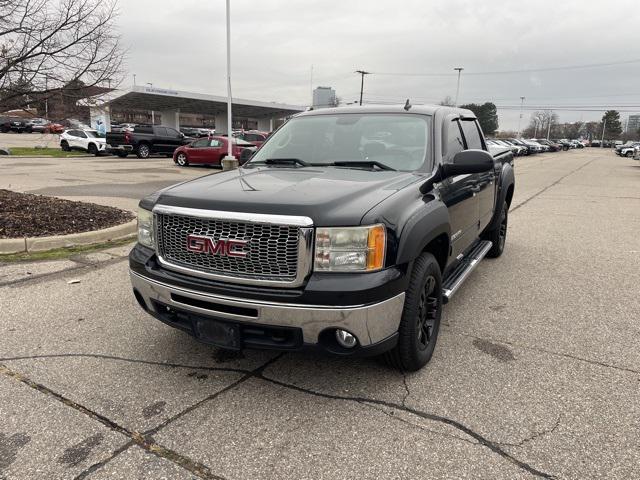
[60,129,107,155]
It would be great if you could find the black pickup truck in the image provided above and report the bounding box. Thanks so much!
[106,125,190,158]
[129,105,515,371]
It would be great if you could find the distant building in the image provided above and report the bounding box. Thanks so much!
[626,114,640,134]
[313,87,337,109]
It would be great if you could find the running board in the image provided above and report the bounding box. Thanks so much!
[442,240,493,304]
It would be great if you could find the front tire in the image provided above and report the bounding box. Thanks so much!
[384,252,442,372]
[484,201,508,258]
[87,143,98,155]
[61,141,70,151]
[176,152,189,166]
[136,143,150,159]
[625,151,634,157]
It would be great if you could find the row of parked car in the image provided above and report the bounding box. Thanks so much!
[486,138,587,156]
[59,125,268,167]
[0,116,65,134]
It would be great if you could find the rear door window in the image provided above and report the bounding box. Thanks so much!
[460,120,484,150]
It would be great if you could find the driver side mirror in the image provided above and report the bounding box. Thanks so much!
[419,149,494,194]
[442,149,494,177]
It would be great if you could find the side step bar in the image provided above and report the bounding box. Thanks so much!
[442,240,493,304]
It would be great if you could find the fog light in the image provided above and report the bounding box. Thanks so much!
[335,329,357,348]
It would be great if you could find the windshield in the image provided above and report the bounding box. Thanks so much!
[247,114,430,171]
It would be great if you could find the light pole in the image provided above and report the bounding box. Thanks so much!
[533,118,539,138]
[147,83,154,124]
[355,70,370,106]
[546,113,552,140]
[133,74,136,86]
[454,67,463,106]
[600,117,607,148]
[223,0,236,162]
[517,96,525,137]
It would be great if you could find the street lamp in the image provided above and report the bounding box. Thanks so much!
[517,96,525,137]
[147,83,155,124]
[223,0,236,163]
[454,67,463,106]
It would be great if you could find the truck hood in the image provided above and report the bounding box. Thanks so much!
[154,166,422,226]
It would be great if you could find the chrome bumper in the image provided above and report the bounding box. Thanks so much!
[130,271,405,346]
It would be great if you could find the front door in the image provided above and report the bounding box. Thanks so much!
[440,118,480,260]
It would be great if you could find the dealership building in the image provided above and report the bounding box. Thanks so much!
[88,86,305,133]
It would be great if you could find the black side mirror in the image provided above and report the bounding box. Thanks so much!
[442,149,494,177]
[419,149,493,194]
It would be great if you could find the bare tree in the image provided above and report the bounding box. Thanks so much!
[523,110,558,138]
[0,0,124,112]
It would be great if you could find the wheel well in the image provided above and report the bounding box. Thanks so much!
[422,233,449,273]
[505,184,514,207]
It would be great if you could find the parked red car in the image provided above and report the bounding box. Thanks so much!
[173,136,256,167]
[235,130,269,147]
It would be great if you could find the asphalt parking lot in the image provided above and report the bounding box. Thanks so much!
[1,149,639,479]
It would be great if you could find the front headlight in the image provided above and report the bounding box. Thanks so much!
[137,207,154,248]
[314,225,386,272]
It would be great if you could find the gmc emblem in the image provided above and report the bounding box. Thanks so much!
[186,234,248,258]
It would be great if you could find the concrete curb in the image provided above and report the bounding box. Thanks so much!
[0,219,137,254]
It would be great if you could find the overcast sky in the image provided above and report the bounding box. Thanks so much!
[118,0,640,130]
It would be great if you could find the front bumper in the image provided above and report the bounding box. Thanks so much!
[130,270,404,355]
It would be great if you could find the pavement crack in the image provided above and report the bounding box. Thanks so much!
[364,402,478,446]
[255,372,556,479]
[1,352,554,478]
[495,416,562,448]
[510,158,597,214]
[143,353,284,437]
[401,371,410,407]
[448,329,640,376]
[0,256,128,288]
[0,363,226,480]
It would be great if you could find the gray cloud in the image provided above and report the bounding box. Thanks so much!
[118,0,640,130]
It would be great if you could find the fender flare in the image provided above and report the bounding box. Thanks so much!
[395,200,451,267]
[486,162,515,232]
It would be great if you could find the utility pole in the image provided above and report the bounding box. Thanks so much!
[310,64,314,108]
[547,112,552,140]
[133,74,136,86]
[454,67,464,106]
[223,0,236,162]
[533,118,539,139]
[517,96,525,137]
[601,117,607,148]
[355,70,370,106]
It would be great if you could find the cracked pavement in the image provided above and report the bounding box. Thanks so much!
[1,150,639,479]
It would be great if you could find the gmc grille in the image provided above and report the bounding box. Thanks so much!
[155,213,301,282]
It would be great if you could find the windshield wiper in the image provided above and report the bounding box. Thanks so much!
[331,160,396,171]
[262,158,309,167]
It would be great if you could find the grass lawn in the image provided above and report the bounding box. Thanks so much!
[5,147,87,157]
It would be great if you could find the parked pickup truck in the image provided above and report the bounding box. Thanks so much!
[129,105,515,371]
[106,125,189,158]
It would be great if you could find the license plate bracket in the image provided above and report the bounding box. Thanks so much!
[193,317,241,350]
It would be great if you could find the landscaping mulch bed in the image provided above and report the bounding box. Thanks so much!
[0,189,134,238]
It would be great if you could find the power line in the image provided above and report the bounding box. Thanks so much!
[371,58,640,77]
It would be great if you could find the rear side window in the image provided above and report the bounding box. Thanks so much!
[443,120,464,163]
[191,138,209,147]
[460,120,484,150]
